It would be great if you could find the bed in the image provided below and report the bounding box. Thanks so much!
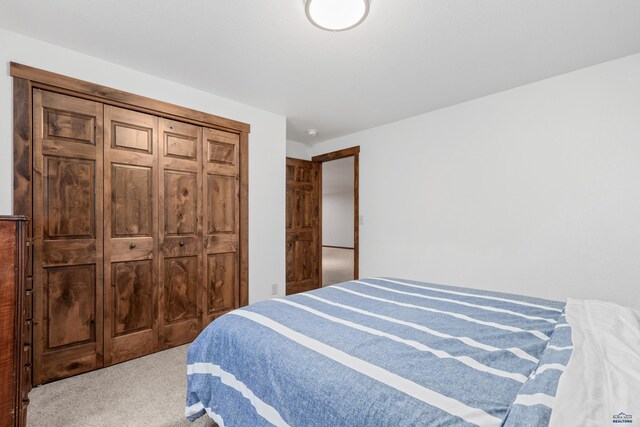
[185,277,639,426]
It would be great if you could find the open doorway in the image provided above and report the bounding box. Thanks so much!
[320,157,355,286]
[313,146,360,287]
[285,146,359,295]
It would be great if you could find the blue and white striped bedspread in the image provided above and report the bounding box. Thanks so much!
[186,278,573,426]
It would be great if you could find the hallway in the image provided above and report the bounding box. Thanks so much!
[322,247,354,286]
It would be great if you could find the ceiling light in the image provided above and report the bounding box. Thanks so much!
[307,129,319,137]
[305,0,370,32]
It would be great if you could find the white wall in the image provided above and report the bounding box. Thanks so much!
[286,139,311,160]
[311,53,640,309]
[0,28,286,303]
[323,191,354,248]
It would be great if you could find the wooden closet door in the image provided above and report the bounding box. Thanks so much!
[203,128,240,325]
[158,118,202,349]
[104,106,159,365]
[32,90,104,384]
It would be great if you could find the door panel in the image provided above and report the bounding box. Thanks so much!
[44,108,96,144]
[164,171,198,236]
[203,128,240,325]
[166,134,198,159]
[44,157,96,239]
[207,175,236,233]
[112,123,152,153]
[207,139,235,164]
[164,257,198,323]
[159,118,202,349]
[45,265,96,349]
[285,158,320,295]
[112,165,152,237]
[207,253,236,314]
[112,260,154,336]
[205,128,238,176]
[104,105,159,365]
[33,89,104,384]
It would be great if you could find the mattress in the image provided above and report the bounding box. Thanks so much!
[185,278,577,426]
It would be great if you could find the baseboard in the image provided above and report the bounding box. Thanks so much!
[322,245,355,250]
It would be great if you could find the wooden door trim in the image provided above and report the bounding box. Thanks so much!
[311,146,360,163]
[13,77,33,229]
[239,132,249,306]
[311,146,360,280]
[318,161,323,288]
[12,67,250,341]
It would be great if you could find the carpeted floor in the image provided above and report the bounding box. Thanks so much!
[322,247,354,286]
[28,345,216,427]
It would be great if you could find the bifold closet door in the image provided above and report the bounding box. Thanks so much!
[30,88,246,385]
[103,106,159,365]
[158,118,203,349]
[32,90,104,384]
[203,128,240,325]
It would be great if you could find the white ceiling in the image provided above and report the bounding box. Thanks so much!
[1,1,640,144]
[322,157,354,194]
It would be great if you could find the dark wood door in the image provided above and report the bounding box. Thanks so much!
[203,128,240,325]
[32,90,104,384]
[286,158,320,295]
[103,106,159,365]
[158,118,202,349]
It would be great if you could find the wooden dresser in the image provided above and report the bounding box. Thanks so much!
[0,216,30,427]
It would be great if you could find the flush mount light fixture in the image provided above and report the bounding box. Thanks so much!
[307,129,319,137]
[305,0,370,32]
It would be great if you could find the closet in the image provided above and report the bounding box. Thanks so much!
[12,63,249,385]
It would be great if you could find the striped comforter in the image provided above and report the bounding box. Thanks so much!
[186,278,573,426]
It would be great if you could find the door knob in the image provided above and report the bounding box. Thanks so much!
[129,243,136,250]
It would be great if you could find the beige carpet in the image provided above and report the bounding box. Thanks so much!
[28,345,216,427]
[322,247,354,286]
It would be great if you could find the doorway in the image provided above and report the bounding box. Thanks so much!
[285,146,359,295]
[320,157,355,286]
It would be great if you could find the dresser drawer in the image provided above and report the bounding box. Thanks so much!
[25,237,33,278]
[24,289,33,320]
[20,399,29,426]
[23,344,32,370]
[21,365,31,399]
[23,319,32,345]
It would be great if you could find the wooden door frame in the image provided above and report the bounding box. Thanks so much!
[11,62,250,308]
[312,146,360,281]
